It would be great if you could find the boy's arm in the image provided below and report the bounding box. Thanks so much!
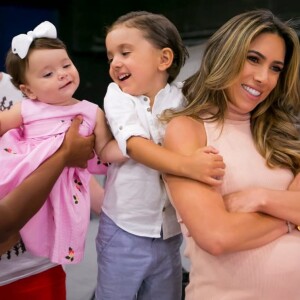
[0,102,23,135]
[0,116,94,252]
[127,135,225,186]
[104,83,224,183]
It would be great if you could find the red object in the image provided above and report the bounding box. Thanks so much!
[0,265,66,300]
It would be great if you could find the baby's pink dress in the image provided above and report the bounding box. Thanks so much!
[182,111,300,299]
[0,99,107,264]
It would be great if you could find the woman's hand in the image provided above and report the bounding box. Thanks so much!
[60,116,95,168]
[224,188,265,213]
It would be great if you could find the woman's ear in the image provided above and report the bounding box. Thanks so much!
[159,48,174,71]
[19,84,37,100]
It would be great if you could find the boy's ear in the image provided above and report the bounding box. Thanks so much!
[19,84,37,100]
[159,47,174,71]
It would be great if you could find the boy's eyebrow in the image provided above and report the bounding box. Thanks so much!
[248,50,284,66]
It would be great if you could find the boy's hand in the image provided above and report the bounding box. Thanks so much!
[60,116,95,168]
[186,146,225,186]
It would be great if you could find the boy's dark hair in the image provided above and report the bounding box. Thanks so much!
[107,11,189,83]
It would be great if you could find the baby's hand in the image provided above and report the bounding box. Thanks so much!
[186,146,225,186]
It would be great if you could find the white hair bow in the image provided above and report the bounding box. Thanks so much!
[12,21,57,59]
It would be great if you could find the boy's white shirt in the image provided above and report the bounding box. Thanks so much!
[103,82,184,239]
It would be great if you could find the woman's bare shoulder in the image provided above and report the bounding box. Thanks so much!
[166,116,204,137]
[165,116,206,152]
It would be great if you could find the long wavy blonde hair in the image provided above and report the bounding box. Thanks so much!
[164,9,300,174]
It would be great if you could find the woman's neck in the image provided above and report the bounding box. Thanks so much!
[226,102,250,121]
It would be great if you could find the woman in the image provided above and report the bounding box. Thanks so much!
[163,9,300,299]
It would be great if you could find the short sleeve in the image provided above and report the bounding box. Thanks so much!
[104,83,149,156]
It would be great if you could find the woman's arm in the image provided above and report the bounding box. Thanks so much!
[224,184,300,226]
[0,116,95,252]
[164,116,287,255]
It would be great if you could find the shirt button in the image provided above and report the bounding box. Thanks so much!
[119,126,123,130]
[147,107,151,112]
[143,97,148,101]
[162,207,166,212]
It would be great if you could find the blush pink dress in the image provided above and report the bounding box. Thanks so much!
[183,110,300,300]
[0,99,107,264]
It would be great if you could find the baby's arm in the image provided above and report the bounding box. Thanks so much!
[127,135,225,186]
[101,139,127,163]
[0,102,23,136]
[94,107,126,163]
[89,175,104,215]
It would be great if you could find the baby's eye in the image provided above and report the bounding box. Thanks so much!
[43,72,52,78]
[122,51,130,57]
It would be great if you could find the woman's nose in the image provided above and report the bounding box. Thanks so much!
[253,66,269,84]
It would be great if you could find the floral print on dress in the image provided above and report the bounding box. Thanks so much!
[73,177,83,205]
[65,247,75,262]
[96,156,110,167]
[73,194,79,204]
[4,147,17,154]
[74,178,83,192]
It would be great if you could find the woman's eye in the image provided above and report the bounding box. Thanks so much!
[63,64,71,68]
[247,55,259,63]
[122,51,130,57]
[107,58,113,64]
[271,65,283,73]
